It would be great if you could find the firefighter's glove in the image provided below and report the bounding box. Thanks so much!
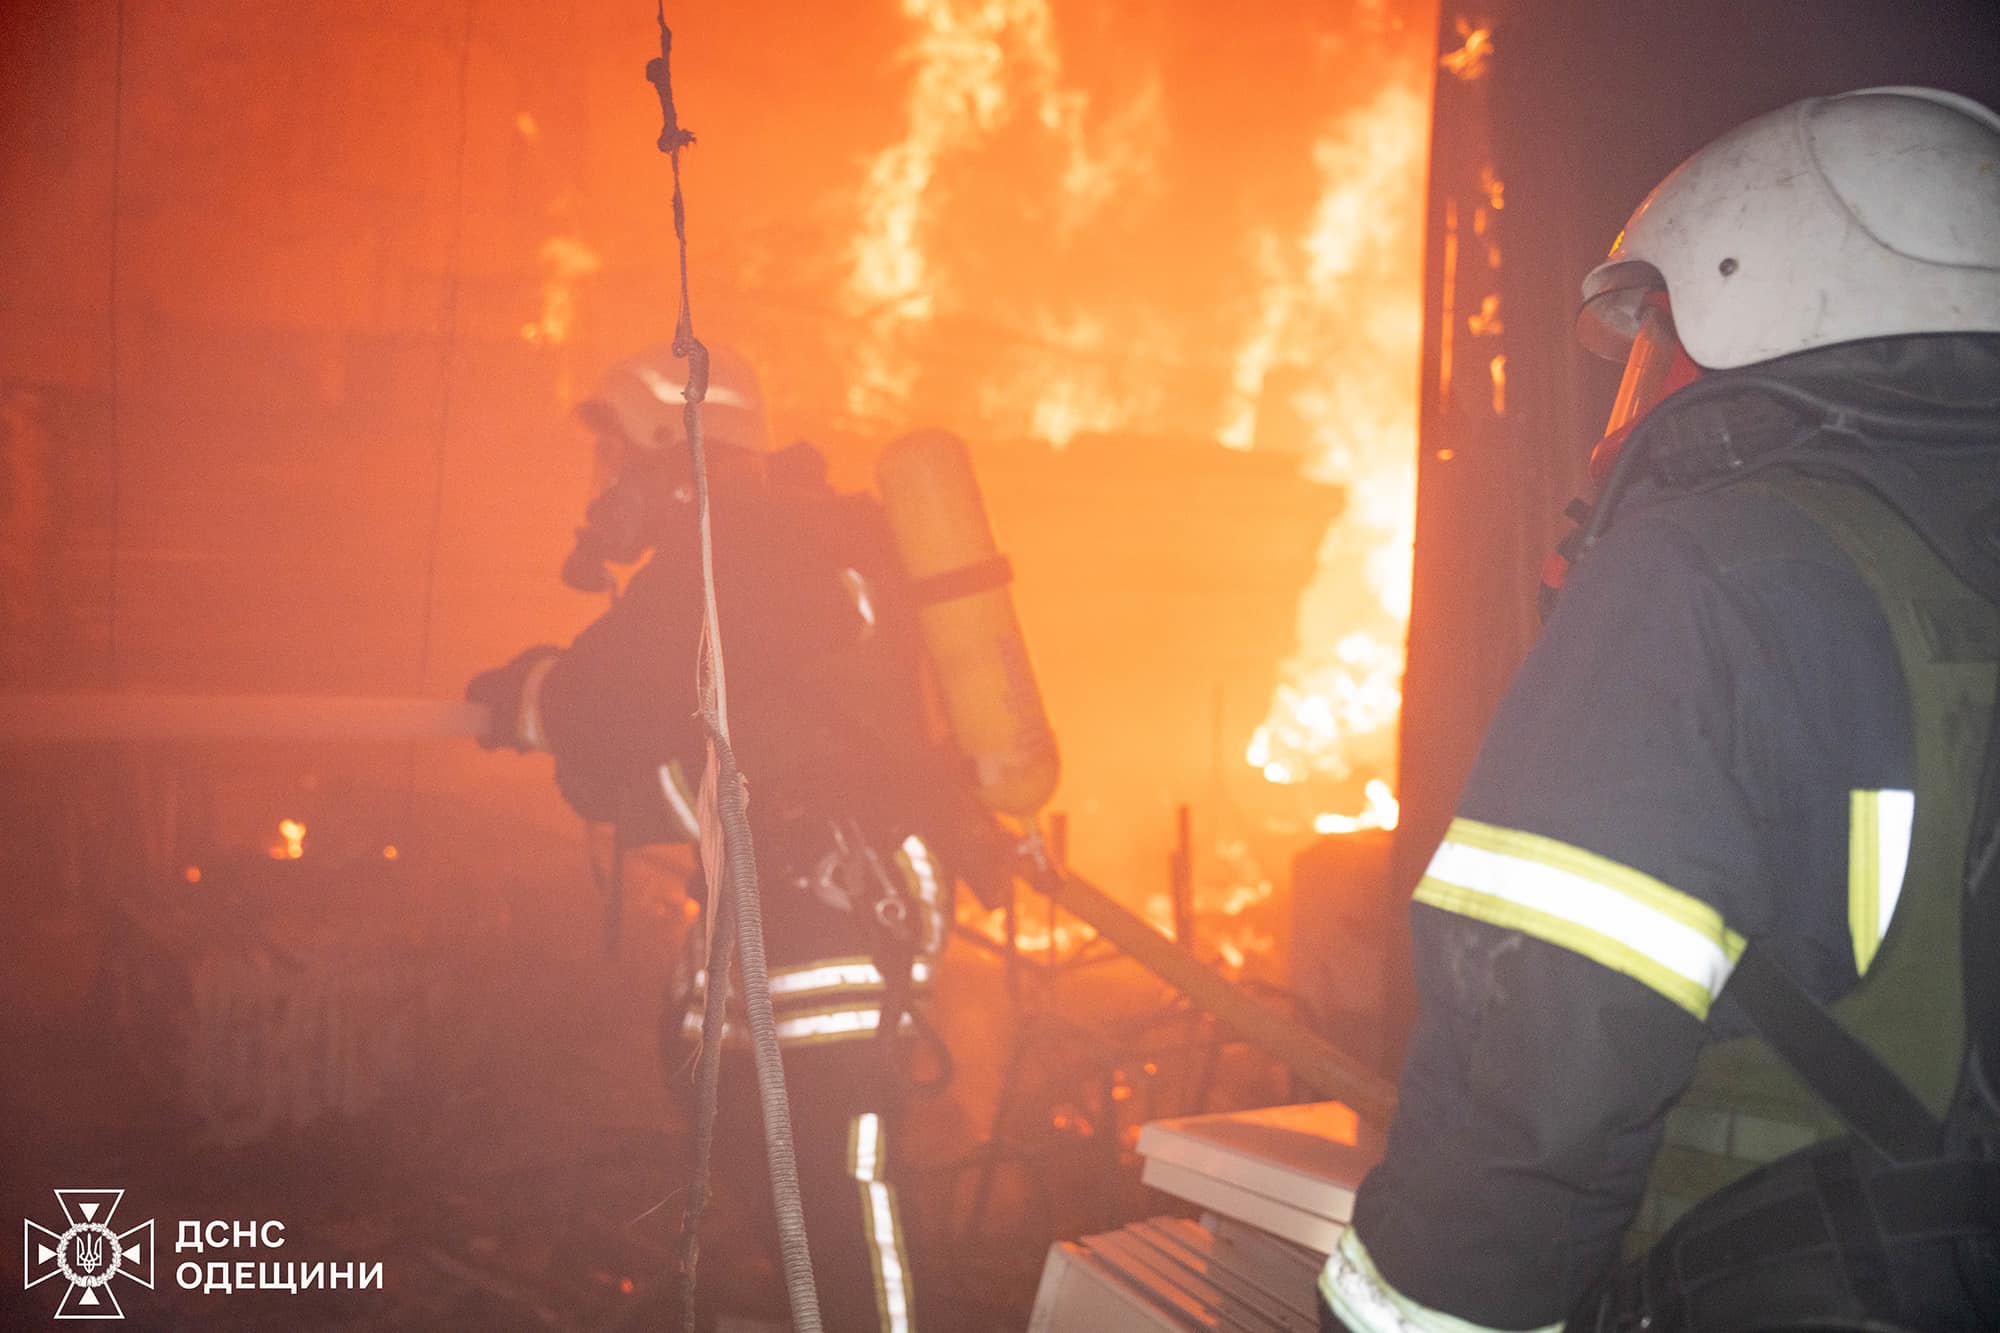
[465,646,561,751]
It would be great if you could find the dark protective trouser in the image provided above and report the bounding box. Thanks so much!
[701,1038,920,1333]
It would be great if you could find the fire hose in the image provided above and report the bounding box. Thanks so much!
[644,16,823,1333]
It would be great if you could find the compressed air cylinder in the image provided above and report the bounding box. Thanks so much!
[877,430,1060,817]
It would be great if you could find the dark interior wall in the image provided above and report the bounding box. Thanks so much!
[1393,0,2000,916]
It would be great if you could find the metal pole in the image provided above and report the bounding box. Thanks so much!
[1171,802,1194,947]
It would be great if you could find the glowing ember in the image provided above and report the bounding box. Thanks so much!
[183,865,202,884]
[962,900,1098,956]
[1313,778,1401,836]
[381,845,399,861]
[269,819,306,861]
[1439,19,1494,81]
[520,235,603,354]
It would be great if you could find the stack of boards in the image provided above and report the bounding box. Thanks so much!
[1028,1102,1383,1332]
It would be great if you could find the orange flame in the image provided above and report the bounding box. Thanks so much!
[843,0,1162,432]
[520,236,603,352]
[1239,68,1431,803]
[1313,778,1401,836]
[269,819,306,861]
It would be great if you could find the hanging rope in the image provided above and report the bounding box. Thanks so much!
[648,13,822,1331]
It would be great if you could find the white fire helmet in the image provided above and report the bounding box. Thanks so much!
[576,342,773,457]
[1577,87,2000,376]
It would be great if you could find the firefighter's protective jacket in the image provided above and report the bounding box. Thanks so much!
[1326,341,2000,1331]
[532,455,975,1331]
[536,457,974,1044]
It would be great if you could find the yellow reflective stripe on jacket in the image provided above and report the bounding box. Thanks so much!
[1847,788,1914,976]
[848,1112,914,1332]
[1318,1229,1559,1333]
[1414,817,1746,1021]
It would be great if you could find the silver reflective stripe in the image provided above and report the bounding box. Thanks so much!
[850,1111,884,1183]
[774,961,889,995]
[680,1007,915,1045]
[1317,1227,1553,1333]
[779,1008,884,1042]
[849,1112,912,1333]
[864,1179,913,1333]
[899,834,945,951]
[684,958,933,1008]
[517,654,560,752]
[900,835,939,905]
[840,567,878,632]
[657,762,701,842]
[772,958,934,997]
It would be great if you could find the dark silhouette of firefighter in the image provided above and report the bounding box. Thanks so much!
[470,344,1015,1331]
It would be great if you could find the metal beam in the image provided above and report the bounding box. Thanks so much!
[1042,865,1399,1127]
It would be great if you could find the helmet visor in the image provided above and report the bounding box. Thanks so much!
[1588,292,1702,481]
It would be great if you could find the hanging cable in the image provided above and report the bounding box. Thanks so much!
[414,0,477,699]
[105,0,128,684]
[647,13,822,1331]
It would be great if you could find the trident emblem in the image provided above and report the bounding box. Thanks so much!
[22,1189,155,1320]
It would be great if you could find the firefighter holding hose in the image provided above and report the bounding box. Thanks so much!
[468,343,1013,1331]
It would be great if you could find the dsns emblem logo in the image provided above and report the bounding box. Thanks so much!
[22,1190,155,1320]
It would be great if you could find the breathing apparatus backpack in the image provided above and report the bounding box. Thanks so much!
[1565,467,2000,1332]
[875,429,1061,824]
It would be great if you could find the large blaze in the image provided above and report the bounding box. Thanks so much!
[830,2,1436,959]
[1235,72,1430,831]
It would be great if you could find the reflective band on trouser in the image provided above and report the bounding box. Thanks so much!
[1413,818,1746,1021]
[1318,1228,1558,1333]
[847,1113,914,1333]
[1848,788,1914,976]
[678,1004,916,1048]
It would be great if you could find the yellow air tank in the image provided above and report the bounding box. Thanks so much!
[876,430,1060,817]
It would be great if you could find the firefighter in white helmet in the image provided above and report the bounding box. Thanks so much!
[1321,88,2000,1332]
[470,343,1007,1331]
